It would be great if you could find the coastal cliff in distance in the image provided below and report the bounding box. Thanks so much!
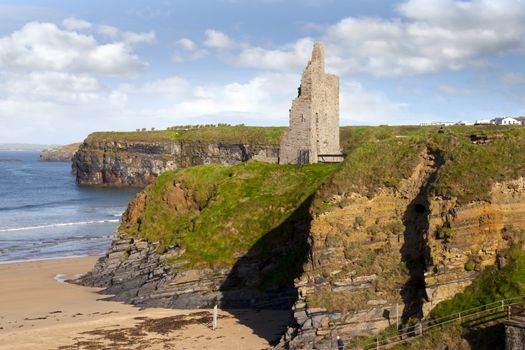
[71,124,426,187]
[39,143,80,161]
[72,125,284,187]
[78,125,525,349]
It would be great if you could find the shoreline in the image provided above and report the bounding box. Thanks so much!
[0,254,97,265]
[0,256,285,349]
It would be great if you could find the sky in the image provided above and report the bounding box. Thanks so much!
[1,0,525,144]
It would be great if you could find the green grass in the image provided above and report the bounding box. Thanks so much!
[120,161,336,269]
[431,245,525,319]
[313,137,423,213]
[359,246,525,350]
[426,128,525,203]
[315,126,525,214]
[85,125,287,145]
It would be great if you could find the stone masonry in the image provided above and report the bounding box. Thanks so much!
[279,42,341,164]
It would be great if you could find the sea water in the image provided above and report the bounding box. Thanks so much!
[0,151,138,262]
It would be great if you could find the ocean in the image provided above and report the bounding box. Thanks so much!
[0,151,138,263]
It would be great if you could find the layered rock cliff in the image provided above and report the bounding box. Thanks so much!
[39,143,80,162]
[278,128,525,349]
[77,126,525,349]
[77,161,334,334]
[72,127,283,187]
[72,125,436,187]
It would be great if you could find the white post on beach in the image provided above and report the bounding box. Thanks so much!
[395,303,399,329]
[212,304,218,331]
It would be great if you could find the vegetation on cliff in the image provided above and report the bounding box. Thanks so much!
[85,125,287,145]
[380,245,525,350]
[120,161,336,269]
[431,245,525,319]
[315,126,525,213]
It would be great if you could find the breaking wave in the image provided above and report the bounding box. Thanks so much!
[0,219,120,233]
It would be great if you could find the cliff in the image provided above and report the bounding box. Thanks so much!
[278,127,525,349]
[78,125,525,349]
[73,126,284,186]
[39,143,80,162]
[77,161,335,320]
[72,125,444,187]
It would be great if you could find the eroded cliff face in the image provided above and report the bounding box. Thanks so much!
[76,162,329,324]
[278,152,525,349]
[72,139,279,186]
[39,143,80,162]
[424,178,525,313]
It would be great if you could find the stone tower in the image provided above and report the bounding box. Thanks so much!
[279,42,341,164]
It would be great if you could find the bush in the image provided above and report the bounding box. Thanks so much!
[367,224,380,236]
[354,216,365,229]
[436,227,455,241]
[385,220,404,235]
[464,260,475,271]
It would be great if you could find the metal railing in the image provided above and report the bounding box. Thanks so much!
[350,295,525,349]
[318,154,345,163]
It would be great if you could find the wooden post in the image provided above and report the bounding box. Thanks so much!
[502,299,505,311]
[376,336,379,349]
[396,303,399,330]
[507,305,511,320]
[212,305,218,330]
[458,312,461,323]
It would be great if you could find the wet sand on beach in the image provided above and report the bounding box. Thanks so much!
[0,256,286,349]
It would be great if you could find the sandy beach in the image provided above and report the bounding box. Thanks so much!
[0,256,287,350]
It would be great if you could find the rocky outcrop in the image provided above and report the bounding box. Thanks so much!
[78,234,297,310]
[39,143,80,162]
[277,153,525,349]
[73,139,279,186]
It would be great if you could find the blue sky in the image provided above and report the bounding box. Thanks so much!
[1,0,525,143]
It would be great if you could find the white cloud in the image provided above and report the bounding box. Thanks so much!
[0,71,101,103]
[173,38,207,62]
[96,24,155,44]
[177,38,197,51]
[340,81,409,124]
[97,24,120,38]
[438,85,473,96]
[501,72,525,84]
[122,31,155,44]
[0,22,149,76]
[234,37,314,72]
[225,0,525,77]
[172,50,208,63]
[62,17,92,30]
[204,29,237,50]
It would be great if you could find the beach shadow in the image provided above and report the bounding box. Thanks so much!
[218,195,314,345]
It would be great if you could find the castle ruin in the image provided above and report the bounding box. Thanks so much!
[279,42,342,164]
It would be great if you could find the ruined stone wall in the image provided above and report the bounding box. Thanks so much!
[279,42,340,164]
[506,323,525,350]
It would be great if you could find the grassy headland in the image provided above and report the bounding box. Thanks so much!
[86,125,287,145]
[120,161,336,269]
[315,125,525,213]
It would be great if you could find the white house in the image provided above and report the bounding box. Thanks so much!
[420,122,455,126]
[491,117,520,125]
[475,119,492,125]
